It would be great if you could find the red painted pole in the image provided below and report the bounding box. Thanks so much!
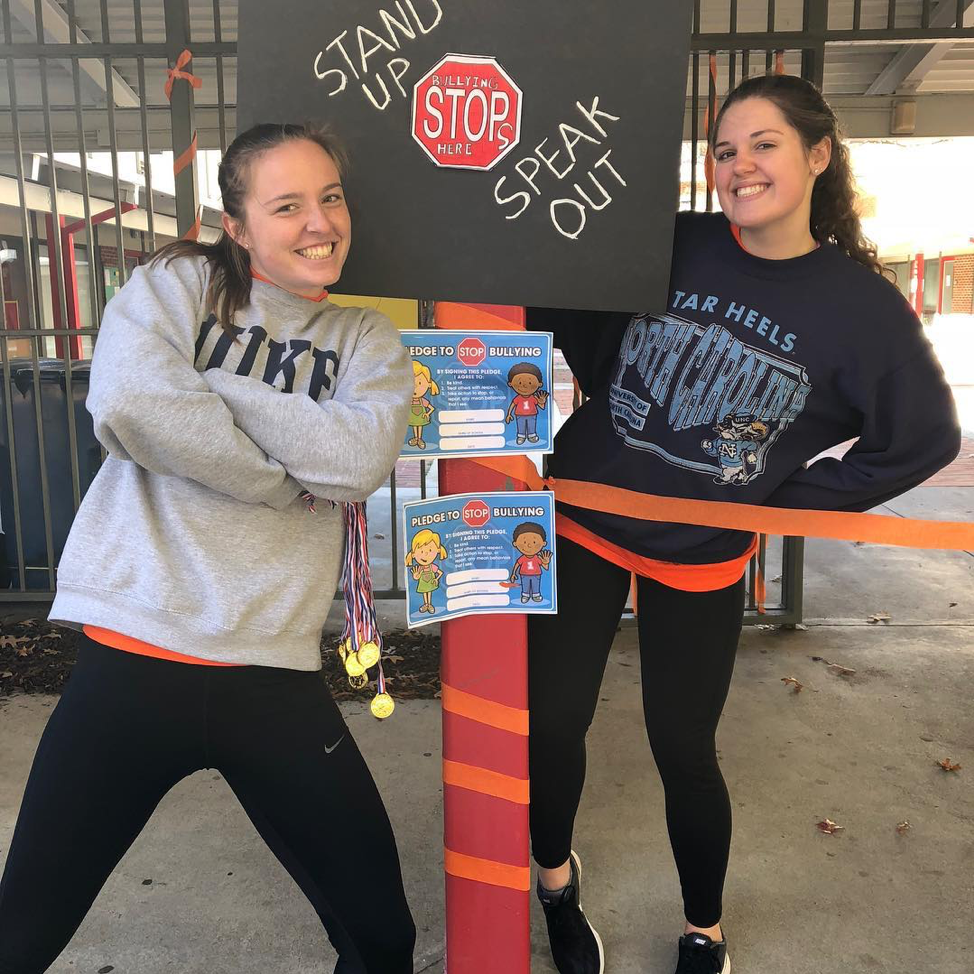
[436,302,532,974]
[44,215,64,355]
[59,223,84,361]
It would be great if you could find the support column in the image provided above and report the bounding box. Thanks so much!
[436,301,532,974]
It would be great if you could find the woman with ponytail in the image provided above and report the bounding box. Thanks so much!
[526,75,960,974]
[0,123,416,973]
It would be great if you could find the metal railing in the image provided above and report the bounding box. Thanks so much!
[2,0,970,617]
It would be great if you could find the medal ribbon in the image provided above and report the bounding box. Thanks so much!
[339,501,388,701]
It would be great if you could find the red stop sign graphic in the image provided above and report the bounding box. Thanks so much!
[457,337,487,368]
[462,500,491,528]
[412,54,522,171]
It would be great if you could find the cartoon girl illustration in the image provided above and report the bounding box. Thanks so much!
[701,414,770,485]
[409,361,438,449]
[405,529,448,614]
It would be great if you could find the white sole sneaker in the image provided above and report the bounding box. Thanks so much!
[570,849,605,974]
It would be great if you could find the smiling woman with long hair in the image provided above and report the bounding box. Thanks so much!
[0,123,416,974]
[526,74,960,974]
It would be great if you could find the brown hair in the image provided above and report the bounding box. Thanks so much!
[152,122,349,335]
[712,74,887,276]
[512,522,547,544]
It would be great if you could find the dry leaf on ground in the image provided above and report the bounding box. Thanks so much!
[811,655,856,676]
[817,818,844,835]
[936,759,962,773]
[895,821,911,834]
[781,676,804,693]
[867,612,891,624]
[0,635,32,649]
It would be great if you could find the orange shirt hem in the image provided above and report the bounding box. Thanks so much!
[83,626,244,667]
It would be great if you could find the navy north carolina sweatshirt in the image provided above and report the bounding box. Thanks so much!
[530,211,961,565]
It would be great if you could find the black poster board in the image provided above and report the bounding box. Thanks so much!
[236,1,692,312]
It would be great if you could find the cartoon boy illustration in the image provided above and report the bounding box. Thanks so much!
[505,362,549,446]
[701,414,770,485]
[509,521,552,604]
[406,529,448,614]
[409,361,438,450]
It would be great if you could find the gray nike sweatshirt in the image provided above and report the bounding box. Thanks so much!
[49,255,413,669]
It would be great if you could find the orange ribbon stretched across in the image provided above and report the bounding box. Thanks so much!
[551,478,974,552]
[463,457,974,552]
[469,455,544,490]
[444,848,532,892]
[164,49,202,101]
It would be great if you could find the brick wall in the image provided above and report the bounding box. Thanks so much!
[952,255,974,315]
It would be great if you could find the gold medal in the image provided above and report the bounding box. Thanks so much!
[370,692,395,719]
[337,638,350,662]
[348,673,368,690]
[344,653,366,678]
[357,641,380,669]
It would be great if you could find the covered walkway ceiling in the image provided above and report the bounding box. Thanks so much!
[1,0,973,150]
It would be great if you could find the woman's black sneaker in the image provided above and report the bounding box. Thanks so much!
[674,932,730,974]
[537,850,605,974]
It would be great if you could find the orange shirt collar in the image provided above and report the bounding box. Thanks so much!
[731,222,819,254]
[250,268,329,303]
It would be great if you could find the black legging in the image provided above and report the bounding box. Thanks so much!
[528,537,745,928]
[0,637,415,974]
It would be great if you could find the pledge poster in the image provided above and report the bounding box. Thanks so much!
[400,330,553,459]
[402,491,556,628]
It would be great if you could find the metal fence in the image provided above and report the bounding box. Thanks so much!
[2,0,971,618]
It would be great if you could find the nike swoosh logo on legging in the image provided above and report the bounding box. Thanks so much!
[323,734,346,754]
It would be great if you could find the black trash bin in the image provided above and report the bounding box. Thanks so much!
[0,359,102,591]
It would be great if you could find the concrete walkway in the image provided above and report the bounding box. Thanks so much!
[1,484,971,974]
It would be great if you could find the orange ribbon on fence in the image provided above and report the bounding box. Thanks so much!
[704,53,719,194]
[173,132,198,176]
[182,206,202,241]
[163,50,203,241]
[164,49,202,101]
